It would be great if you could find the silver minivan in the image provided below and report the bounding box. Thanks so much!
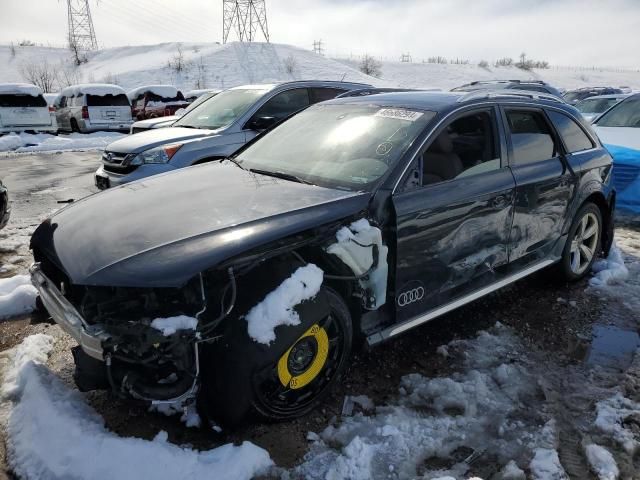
[95,80,371,189]
[55,84,133,133]
[0,83,57,134]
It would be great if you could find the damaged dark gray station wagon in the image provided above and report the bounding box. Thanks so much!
[30,91,615,425]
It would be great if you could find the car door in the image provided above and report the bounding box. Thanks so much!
[244,88,310,141]
[501,107,577,264]
[392,106,515,323]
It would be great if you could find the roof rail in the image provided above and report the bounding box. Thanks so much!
[457,89,563,103]
[507,79,546,85]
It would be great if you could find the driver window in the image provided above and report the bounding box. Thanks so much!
[251,88,310,123]
[404,109,500,190]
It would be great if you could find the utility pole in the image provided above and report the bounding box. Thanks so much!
[313,39,324,56]
[222,0,270,44]
[67,0,98,52]
[400,52,412,63]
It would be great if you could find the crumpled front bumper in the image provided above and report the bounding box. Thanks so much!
[30,263,109,360]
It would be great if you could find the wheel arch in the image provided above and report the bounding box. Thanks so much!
[579,190,615,255]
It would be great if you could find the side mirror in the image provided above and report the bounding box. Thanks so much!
[247,115,277,131]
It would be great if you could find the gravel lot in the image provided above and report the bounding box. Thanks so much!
[1,152,639,479]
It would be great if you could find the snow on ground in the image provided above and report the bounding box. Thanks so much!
[245,263,324,345]
[590,244,629,287]
[293,324,562,479]
[0,334,273,480]
[150,315,198,336]
[0,275,37,320]
[0,131,125,154]
[584,443,619,480]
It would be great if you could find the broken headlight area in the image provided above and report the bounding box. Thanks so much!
[66,273,234,404]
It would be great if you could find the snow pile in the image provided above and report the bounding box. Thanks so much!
[150,401,202,429]
[0,334,273,480]
[245,264,324,344]
[529,448,568,480]
[60,83,127,97]
[594,393,640,453]
[584,444,619,480]
[0,274,37,320]
[150,315,198,336]
[293,324,558,480]
[0,83,42,96]
[128,85,180,101]
[327,218,389,309]
[590,244,629,287]
[0,131,125,153]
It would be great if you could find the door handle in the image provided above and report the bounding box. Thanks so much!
[492,195,508,209]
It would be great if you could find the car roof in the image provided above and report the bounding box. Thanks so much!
[229,80,373,92]
[326,90,567,113]
[577,93,630,101]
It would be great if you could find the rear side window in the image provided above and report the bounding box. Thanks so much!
[0,94,47,108]
[309,88,347,103]
[87,94,130,107]
[253,88,310,121]
[506,110,557,165]
[547,110,594,153]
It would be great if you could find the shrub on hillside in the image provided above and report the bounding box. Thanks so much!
[360,54,382,77]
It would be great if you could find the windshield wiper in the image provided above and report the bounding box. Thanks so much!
[227,157,247,170]
[175,124,200,129]
[248,168,314,185]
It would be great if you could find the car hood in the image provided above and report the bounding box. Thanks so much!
[133,116,179,129]
[107,126,215,154]
[594,126,640,151]
[31,163,370,288]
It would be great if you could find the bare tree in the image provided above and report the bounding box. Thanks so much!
[427,56,447,64]
[69,37,88,66]
[283,54,297,75]
[19,60,58,92]
[9,42,16,58]
[194,56,207,89]
[168,45,187,73]
[495,57,514,67]
[359,54,382,77]
[56,61,81,88]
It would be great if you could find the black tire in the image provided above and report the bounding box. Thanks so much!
[199,286,353,427]
[558,202,602,281]
[70,119,80,133]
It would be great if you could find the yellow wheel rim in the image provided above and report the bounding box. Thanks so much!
[277,324,329,390]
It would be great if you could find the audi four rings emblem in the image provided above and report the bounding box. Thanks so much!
[397,286,425,306]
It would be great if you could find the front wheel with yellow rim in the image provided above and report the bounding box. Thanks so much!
[252,287,353,421]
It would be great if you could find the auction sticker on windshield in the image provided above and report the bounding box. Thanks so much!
[374,108,424,122]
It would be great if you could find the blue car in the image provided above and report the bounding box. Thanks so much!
[593,93,640,214]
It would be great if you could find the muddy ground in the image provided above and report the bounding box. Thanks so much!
[1,152,639,479]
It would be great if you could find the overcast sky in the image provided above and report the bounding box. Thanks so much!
[2,0,639,67]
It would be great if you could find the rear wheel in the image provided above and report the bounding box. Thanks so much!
[558,202,602,281]
[200,287,353,426]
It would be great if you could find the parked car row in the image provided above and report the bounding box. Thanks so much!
[30,83,616,427]
[0,83,214,135]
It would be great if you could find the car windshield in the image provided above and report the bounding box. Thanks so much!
[235,103,436,191]
[564,91,590,102]
[595,97,640,128]
[575,97,620,114]
[184,92,217,113]
[174,88,268,130]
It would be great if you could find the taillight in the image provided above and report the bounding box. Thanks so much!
[48,105,56,113]
[81,106,89,119]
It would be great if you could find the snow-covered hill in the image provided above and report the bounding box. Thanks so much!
[0,42,382,93]
[1,41,639,94]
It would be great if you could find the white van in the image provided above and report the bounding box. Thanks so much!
[55,84,133,133]
[0,83,57,134]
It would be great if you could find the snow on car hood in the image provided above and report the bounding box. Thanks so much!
[105,126,213,154]
[31,162,370,288]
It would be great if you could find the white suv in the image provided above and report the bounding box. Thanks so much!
[55,84,133,133]
[0,83,57,134]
